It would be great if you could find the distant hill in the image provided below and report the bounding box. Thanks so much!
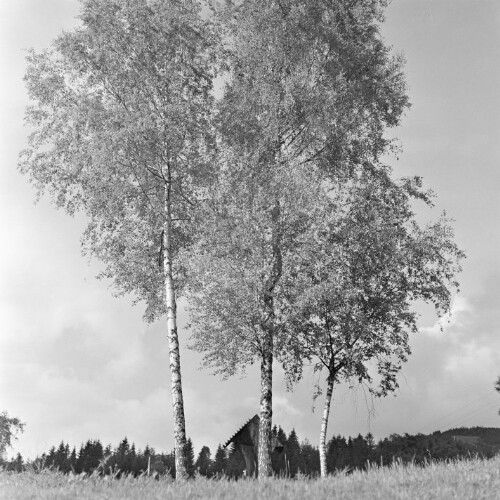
[365,426,500,469]
[440,427,500,447]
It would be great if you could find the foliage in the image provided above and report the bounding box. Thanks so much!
[184,162,325,379]
[216,0,409,175]
[289,172,464,395]
[0,412,25,460]
[191,0,413,382]
[20,0,216,320]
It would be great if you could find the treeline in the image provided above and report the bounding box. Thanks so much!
[3,427,499,477]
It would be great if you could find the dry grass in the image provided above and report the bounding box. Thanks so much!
[1,456,499,499]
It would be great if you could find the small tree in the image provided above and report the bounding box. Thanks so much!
[184,438,195,477]
[194,445,211,477]
[0,412,25,461]
[7,453,24,472]
[52,441,71,472]
[211,445,227,477]
[288,173,464,476]
[285,429,301,478]
[69,447,77,472]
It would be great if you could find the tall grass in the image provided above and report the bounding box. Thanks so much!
[1,455,499,499]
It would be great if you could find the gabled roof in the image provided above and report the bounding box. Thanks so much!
[224,414,259,448]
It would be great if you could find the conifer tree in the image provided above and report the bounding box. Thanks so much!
[54,442,68,471]
[194,446,211,477]
[69,447,77,472]
[299,440,320,476]
[46,446,56,469]
[185,438,195,478]
[285,429,301,477]
[211,445,227,477]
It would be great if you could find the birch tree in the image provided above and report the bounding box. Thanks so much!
[198,0,409,477]
[287,172,465,476]
[184,157,326,477]
[20,0,216,480]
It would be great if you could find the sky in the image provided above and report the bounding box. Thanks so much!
[1,0,499,461]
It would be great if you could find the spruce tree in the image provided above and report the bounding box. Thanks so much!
[185,438,195,478]
[194,446,211,477]
[211,445,227,477]
[285,430,301,477]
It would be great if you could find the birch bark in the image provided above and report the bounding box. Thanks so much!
[319,372,334,477]
[163,176,188,480]
[258,332,273,478]
[257,199,282,479]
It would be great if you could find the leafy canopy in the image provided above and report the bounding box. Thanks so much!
[20,0,217,320]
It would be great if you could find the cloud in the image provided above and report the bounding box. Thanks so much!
[420,295,471,339]
[366,287,500,437]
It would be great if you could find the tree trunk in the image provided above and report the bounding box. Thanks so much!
[258,331,273,479]
[163,179,188,481]
[257,199,282,479]
[257,198,282,479]
[319,372,334,478]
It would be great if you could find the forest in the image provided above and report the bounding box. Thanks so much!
[3,426,500,478]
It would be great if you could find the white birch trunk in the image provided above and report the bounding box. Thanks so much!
[257,199,281,479]
[257,199,282,479]
[258,333,273,479]
[163,180,188,481]
[319,374,334,477]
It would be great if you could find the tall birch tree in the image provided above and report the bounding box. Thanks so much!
[201,0,409,476]
[183,157,326,477]
[20,0,216,480]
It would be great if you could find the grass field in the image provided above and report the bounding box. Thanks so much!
[2,456,499,499]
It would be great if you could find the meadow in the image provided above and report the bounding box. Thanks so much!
[1,456,499,500]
